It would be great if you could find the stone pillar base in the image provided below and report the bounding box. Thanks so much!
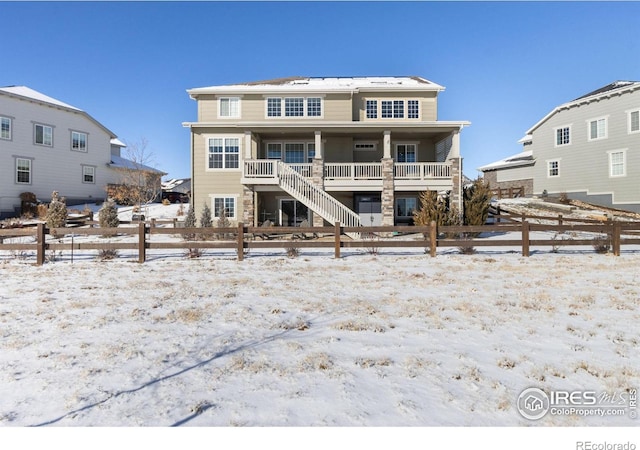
[381,158,395,227]
[242,185,255,226]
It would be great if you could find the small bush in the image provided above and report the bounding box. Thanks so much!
[200,203,213,240]
[182,204,197,241]
[285,244,300,258]
[98,248,119,260]
[592,237,611,254]
[185,247,203,258]
[98,200,120,235]
[46,191,68,236]
[559,192,570,204]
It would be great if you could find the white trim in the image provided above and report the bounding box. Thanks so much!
[586,115,608,141]
[394,142,418,162]
[209,194,238,220]
[15,157,32,185]
[34,122,54,147]
[546,158,561,178]
[607,149,627,178]
[364,98,421,120]
[553,124,572,147]
[264,96,324,119]
[626,108,640,134]
[204,134,243,172]
[82,164,96,184]
[0,115,12,140]
[217,97,241,119]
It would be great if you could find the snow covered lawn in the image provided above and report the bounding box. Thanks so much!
[1,250,638,427]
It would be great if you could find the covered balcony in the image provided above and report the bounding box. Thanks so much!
[242,160,453,191]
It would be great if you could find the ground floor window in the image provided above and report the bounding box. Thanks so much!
[609,150,626,177]
[547,160,560,177]
[213,196,236,220]
[82,165,95,183]
[396,197,417,218]
[16,158,32,184]
[279,199,309,226]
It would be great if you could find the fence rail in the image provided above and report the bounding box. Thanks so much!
[2,218,640,265]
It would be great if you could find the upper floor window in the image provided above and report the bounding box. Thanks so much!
[35,123,53,146]
[628,109,640,134]
[266,97,322,118]
[16,158,32,184]
[208,137,239,169]
[588,117,607,141]
[366,100,377,119]
[368,99,420,120]
[1,116,11,140]
[396,143,417,162]
[219,97,240,118]
[555,126,571,147]
[71,131,88,152]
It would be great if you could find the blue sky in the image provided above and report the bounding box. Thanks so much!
[3,1,639,180]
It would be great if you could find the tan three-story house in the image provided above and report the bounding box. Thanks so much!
[184,76,469,228]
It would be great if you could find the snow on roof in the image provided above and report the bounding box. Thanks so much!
[524,80,640,136]
[162,178,190,190]
[110,138,126,147]
[188,76,445,95]
[0,85,81,111]
[109,154,166,174]
[478,150,534,172]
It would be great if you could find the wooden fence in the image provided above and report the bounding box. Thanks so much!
[2,217,640,265]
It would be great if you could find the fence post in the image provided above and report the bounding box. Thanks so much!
[558,214,563,226]
[334,222,341,259]
[36,223,46,266]
[237,222,244,261]
[138,222,146,263]
[522,220,530,257]
[429,220,437,258]
[613,221,621,256]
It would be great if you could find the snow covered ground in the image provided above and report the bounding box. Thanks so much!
[1,203,638,446]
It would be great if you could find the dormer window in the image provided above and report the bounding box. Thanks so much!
[266,97,323,118]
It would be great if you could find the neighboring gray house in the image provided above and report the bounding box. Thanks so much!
[521,80,640,211]
[162,178,191,195]
[0,86,163,218]
[478,150,535,196]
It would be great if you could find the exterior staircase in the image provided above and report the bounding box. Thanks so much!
[277,162,361,239]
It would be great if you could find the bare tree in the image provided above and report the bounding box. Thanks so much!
[107,138,163,215]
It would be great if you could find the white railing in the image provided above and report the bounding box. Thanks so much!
[288,163,312,178]
[324,163,382,180]
[394,163,451,179]
[277,162,361,238]
[244,160,278,178]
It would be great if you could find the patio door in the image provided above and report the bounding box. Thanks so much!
[396,143,417,162]
[279,199,309,226]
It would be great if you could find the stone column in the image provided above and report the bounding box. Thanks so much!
[381,158,395,226]
[242,185,255,226]
[312,158,325,227]
[450,157,463,214]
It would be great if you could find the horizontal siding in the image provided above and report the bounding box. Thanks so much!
[496,165,534,183]
[0,94,116,213]
[531,90,640,205]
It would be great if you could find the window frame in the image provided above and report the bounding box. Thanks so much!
[554,125,571,147]
[395,142,418,163]
[395,197,417,218]
[354,142,378,152]
[608,149,627,178]
[587,116,608,141]
[206,136,241,170]
[365,98,420,120]
[34,123,54,147]
[1,116,12,140]
[82,165,96,184]
[16,157,32,185]
[265,96,323,118]
[218,97,241,119]
[211,195,238,220]
[71,130,88,152]
[627,109,640,134]
[547,159,560,178]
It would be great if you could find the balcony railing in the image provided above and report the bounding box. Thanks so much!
[243,160,452,183]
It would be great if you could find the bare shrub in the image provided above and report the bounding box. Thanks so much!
[45,191,68,236]
[98,248,119,261]
[185,247,203,258]
[285,244,300,258]
[592,237,611,254]
[362,232,379,255]
[98,200,120,237]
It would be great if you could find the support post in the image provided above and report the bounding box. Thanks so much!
[429,220,437,258]
[558,214,563,226]
[36,223,45,266]
[613,221,621,256]
[334,222,341,258]
[138,221,146,263]
[237,222,245,261]
[522,220,530,257]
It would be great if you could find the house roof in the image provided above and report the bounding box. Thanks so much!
[109,154,167,175]
[522,80,640,139]
[188,76,445,97]
[478,150,535,172]
[162,178,191,190]
[0,85,118,139]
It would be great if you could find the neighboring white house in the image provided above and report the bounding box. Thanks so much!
[522,81,640,211]
[0,86,163,218]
